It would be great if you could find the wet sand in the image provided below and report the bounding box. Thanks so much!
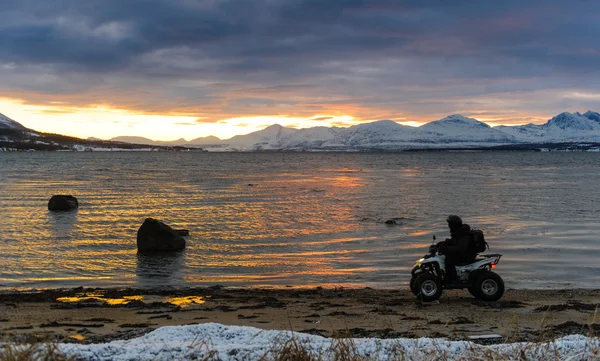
[1,287,599,344]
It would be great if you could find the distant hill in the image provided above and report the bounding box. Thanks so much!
[0,114,203,152]
[0,113,27,130]
[109,136,190,147]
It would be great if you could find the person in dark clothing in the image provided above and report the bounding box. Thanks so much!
[435,215,477,284]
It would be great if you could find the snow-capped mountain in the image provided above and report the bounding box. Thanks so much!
[0,113,27,130]
[418,114,516,143]
[225,124,297,150]
[583,110,600,123]
[544,112,600,131]
[279,126,340,149]
[538,112,600,142]
[494,123,546,141]
[493,111,600,143]
[324,120,417,149]
[212,111,600,151]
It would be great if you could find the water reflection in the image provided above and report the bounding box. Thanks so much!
[3,152,600,290]
[57,293,144,305]
[46,209,78,239]
[55,292,205,308]
[136,251,186,288]
[166,296,206,307]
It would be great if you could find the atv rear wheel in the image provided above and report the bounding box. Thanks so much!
[415,273,443,302]
[471,271,504,301]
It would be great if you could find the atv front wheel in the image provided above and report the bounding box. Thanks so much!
[415,273,443,302]
[409,276,418,295]
[471,271,504,301]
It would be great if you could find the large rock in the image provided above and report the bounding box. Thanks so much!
[137,218,186,254]
[48,195,79,211]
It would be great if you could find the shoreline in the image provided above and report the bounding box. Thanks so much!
[1,286,599,345]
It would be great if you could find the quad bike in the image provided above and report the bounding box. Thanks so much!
[409,239,504,302]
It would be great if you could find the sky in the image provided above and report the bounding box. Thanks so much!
[1,0,600,141]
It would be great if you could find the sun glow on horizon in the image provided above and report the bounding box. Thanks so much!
[0,97,366,141]
[0,96,556,141]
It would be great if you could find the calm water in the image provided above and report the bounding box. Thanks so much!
[1,152,600,290]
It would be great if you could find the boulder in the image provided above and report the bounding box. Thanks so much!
[137,218,186,254]
[48,195,79,211]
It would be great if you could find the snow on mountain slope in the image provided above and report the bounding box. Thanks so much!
[494,123,546,142]
[544,112,600,131]
[493,112,600,143]
[279,126,340,149]
[540,112,600,142]
[225,124,298,150]
[217,112,600,150]
[583,110,600,124]
[419,114,516,143]
[323,120,420,148]
[0,113,27,130]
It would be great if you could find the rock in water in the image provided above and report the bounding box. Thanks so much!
[384,217,405,225]
[175,229,190,236]
[48,195,79,211]
[137,218,186,254]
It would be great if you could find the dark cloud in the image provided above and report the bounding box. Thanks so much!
[0,0,599,122]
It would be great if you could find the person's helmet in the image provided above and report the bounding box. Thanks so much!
[446,215,463,230]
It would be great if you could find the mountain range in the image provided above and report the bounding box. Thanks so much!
[2,110,600,151]
[109,111,600,151]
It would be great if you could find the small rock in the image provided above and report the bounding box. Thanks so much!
[448,316,474,324]
[175,229,190,236]
[384,217,405,225]
[48,195,78,211]
[119,323,156,328]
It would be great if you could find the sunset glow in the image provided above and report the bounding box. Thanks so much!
[0,95,572,141]
[1,1,599,140]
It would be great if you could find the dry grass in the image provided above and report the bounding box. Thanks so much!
[1,325,599,361]
[0,343,75,361]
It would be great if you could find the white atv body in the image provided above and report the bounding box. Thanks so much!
[410,251,504,302]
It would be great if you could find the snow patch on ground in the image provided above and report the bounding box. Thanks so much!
[27,323,600,361]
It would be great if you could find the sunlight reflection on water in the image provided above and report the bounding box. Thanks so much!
[1,152,600,290]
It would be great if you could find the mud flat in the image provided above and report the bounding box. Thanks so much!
[1,287,598,344]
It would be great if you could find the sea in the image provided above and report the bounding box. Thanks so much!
[1,151,599,291]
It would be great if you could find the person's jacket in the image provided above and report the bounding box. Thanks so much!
[437,224,476,261]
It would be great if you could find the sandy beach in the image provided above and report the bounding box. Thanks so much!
[1,287,599,345]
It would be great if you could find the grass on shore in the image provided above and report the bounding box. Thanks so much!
[0,343,75,361]
[2,331,600,361]
[2,306,599,360]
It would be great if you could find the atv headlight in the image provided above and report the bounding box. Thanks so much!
[415,258,425,267]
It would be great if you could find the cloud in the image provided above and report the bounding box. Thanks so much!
[0,0,599,127]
